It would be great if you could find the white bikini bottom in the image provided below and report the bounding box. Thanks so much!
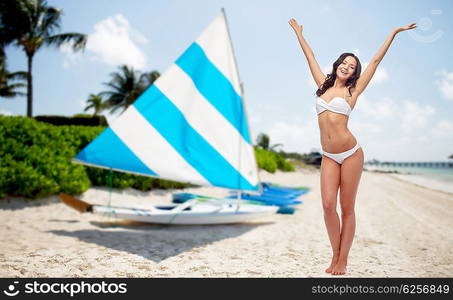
[322,142,361,165]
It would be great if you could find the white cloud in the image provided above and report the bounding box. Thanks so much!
[398,101,435,133]
[62,14,148,69]
[267,119,320,153]
[356,95,435,133]
[435,69,453,100]
[431,120,453,137]
[322,64,332,76]
[361,62,388,86]
[356,95,397,120]
[87,14,148,68]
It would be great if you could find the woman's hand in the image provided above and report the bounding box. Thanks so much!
[289,18,303,34]
[394,23,417,34]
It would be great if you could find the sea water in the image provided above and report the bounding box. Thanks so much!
[364,164,453,194]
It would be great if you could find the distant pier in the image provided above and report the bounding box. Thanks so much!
[365,161,453,168]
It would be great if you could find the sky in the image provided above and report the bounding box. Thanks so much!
[1,0,453,162]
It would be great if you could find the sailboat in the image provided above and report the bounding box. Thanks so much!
[60,9,279,224]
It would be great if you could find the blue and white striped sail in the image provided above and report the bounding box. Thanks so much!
[74,12,259,191]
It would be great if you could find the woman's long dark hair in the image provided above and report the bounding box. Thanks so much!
[316,53,362,97]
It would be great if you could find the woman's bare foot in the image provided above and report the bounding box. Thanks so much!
[331,260,347,275]
[325,254,339,273]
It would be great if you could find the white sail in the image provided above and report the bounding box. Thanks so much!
[74,12,259,191]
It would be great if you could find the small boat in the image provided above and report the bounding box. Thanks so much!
[61,10,278,224]
[60,193,278,225]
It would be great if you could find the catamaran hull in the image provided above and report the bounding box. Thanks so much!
[92,204,278,225]
[60,193,278,225]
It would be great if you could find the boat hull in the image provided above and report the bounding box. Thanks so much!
[91,203,278,225]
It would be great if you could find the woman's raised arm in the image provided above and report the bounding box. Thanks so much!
[289,18,326,88]
[354,23,417,96]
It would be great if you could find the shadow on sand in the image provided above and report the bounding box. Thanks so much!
[48,220,273,263]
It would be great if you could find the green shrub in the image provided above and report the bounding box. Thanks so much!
[255,148,278,173]
[0,116,92,198]
[0,116,187,199]
[1,154,59,198]
[273,151,296,172]
[255,147,295,173]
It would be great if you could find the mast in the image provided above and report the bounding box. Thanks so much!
[221,8,263,211]
[221,8,262,196]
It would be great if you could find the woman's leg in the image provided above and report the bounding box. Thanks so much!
[332,147,364,275]
[320,155,341,273]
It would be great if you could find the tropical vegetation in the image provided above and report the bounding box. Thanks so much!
[0,0,87,117]
[99,65,160,113]
[1,116,295,199]
[0,56,26,98]
[256,132,283,152]
[84,93,106,116]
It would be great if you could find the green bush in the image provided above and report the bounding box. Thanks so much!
[0,116,187,199]
[255,147,295,173]
[0,116,92,198]
[273,151,296,172]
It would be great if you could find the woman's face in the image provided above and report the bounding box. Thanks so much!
[336,56,357,80]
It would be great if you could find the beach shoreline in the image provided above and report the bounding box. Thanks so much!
[387,173,453,195]
[364,166,453,195]
[1,169,452,277]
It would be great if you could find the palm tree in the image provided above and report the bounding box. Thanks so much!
[256,133,283,152]
[257,133,270,150]
[0,57,27,98]
[0,1,29,52]
[101,65,160,113]
[0,1,28,99]
[0,0,87,117]
[84,93,106,116]
[101,65,143,114]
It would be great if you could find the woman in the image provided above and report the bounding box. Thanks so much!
[289,18,416,275]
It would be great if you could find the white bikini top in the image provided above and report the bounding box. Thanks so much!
[316,88,352,116]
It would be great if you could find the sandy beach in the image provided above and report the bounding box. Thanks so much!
[1,168,452,278]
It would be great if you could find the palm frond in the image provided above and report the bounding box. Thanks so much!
[40,6,61,36]
[7,71,28,81]
[45,33,87,51]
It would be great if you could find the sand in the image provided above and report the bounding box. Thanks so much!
[1,169,452,277]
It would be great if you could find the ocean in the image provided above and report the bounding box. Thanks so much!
[364,164,453,194]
